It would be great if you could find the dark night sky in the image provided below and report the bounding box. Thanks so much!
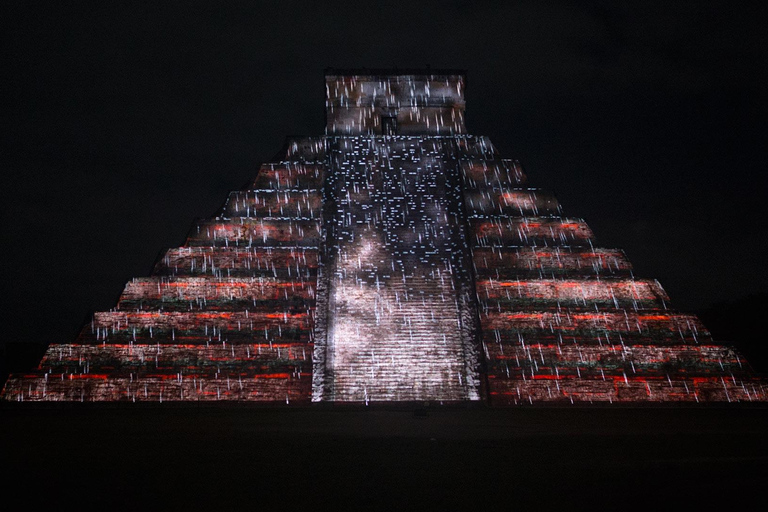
[1,2,767,351]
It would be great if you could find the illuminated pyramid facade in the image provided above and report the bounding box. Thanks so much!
[4,70,766,404]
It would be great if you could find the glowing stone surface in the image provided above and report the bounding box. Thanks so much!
[312,137,480,401]
[2,69,766,404]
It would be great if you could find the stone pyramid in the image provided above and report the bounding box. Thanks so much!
[3,70,765,404]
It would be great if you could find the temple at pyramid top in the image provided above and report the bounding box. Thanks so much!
[325,68,466,135]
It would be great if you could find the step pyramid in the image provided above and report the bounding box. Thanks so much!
[3,70,765,404]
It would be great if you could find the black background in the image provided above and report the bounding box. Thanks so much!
[2,1,767,374]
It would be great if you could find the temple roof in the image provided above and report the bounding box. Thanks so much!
[324,67,466,78]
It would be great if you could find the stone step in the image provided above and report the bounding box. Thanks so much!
[223,190,321,217]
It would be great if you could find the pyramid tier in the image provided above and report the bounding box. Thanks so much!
[476,278,667,309]
[2,343,310,403]
[489,375,766,404]
[481,310,707,339]
[464,188,560,216]
[222,190,321,218]
[470,217,595,246]
[249,163,325,189]
[186,218,321,247]
[153,247,318,278]
[116,276,315,311]
[484,343,744,375]
[460,158,527,189]
[28,342,310,374]
[472,246,632,277]
[86,309,313,341]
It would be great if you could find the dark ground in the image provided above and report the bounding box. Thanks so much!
[2,405,766,510]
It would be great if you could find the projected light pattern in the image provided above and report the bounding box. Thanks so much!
[2,69,765,404]
[325,72,465,135]
[312,136,480,402]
